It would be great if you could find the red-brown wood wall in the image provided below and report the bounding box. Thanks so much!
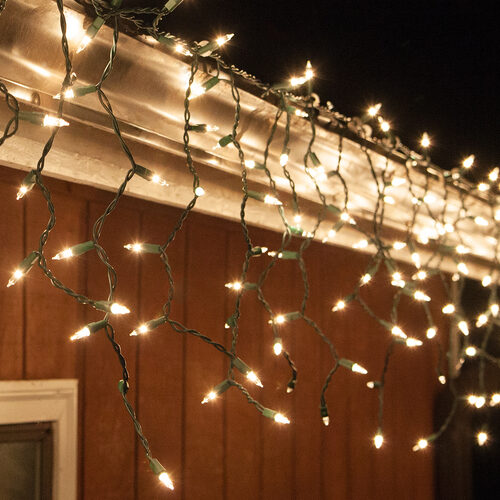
[0,164,448,499]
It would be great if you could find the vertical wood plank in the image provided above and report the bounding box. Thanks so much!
[224,227,263,500]
[135,204,186,500]
[182,213,227,500]
[0,169,25,379]
[83,199,140,500]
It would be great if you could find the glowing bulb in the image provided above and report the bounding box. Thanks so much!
[380,121,390,133]
[151,174,169,186]
[393,241,406,250]
[52,248,73,260]
[411,252,421,268]
[322,416,330,426]
[16,185,29,200]
[438,375,446,384]
[273,315,285,324]
[274,413,290,424]
[110,303,130,315]
[490,303,499,317]
[54,88,75,100]
[70,326,90,341]
[374,433,384,449]
[391,326,407,339]
[225,281,242,290]
[442,304,455,314]
[158,472,174,490]
[246,371,263,388]
[332,300,345,312]
[477,432,488,446]
[416,271,427,280]
[175,43,192,56]
[489,168,499,181]
[420,133,431,148]
[457,262,469,275]
[280,153,289,166]
[273,341,283,356]
[367,103,382,117]
[264,194,282,206]
[458,321,469,336]
[391,177,406,187]
[490,393,500,406]
[305,60,314,81]
[482,275,492,287]
[426,327,437,339]
[195,187,205,196]
[462,155,475,169]
[216,33,234,47]
[366,381,376,389]
[456,245,469,255]
[351,363,368,375]
[406,338,423,347]
[293,214,302,224]
[201,391,217,404]
[477,182,489,192]
[413,439,428,451]
[290,76,307,87]
[124,243,143,252]
[475,396,486,409]
[7,269,25,288]
[465,346,477,357]
[43,115,69,127]
[353,239,368,249]
[414,290,431,302]
[360,274,372,285]
[76,35,92,54]
[474,216,488,226]
[468,395,477,405]
[383,195,395,205]
[245,160,256,169]
[476,314,488,327]
[130,324,149,337]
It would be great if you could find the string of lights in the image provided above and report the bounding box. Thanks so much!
[1,0,499,490]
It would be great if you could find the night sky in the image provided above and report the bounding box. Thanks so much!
[163,0,499,175]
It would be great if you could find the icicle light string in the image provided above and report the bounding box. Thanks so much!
[1,0,499,489]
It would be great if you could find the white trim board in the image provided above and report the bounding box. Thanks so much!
[0,379,78,500]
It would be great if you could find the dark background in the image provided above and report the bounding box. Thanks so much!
[160,0,499,175]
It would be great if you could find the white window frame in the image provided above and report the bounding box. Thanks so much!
[0,379,78,500]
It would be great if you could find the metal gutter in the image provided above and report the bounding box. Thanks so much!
[0,0,495,278]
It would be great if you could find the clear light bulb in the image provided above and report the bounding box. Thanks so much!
[225,281,242,290]
[490,303,499,317]
[352,363,368,375]
[477,432,488,446]
[420,133,431,148]
[151,174,169,186]
[76,35,92,54]
[442,304,455,314]
[475,396,486,409]
[380,121,390,132]
[195,187,205,196]
[43,115,69,127]
[414,291,431,302]
[264,194,282,206]
[438,375,446,385]
[158,471,174,490]
[305,60,314,80]
[124,243,143,252]
[416,270,427,280]
[482,275,492,287]
[426,327,437,339]
[201,391,217,405]
[489,167,499,181]
[7,269,25,288]
[477,182,489,192]
[490,393,500,406]
[458,321,469,336]
[406,338,423,347]
[332,300,345,312]
[280,153,289,166]
[16,185,29,200]
[360,274,372,285]
[52,248,74,260]
[465,346,477,356]
[367,103,382,117]
[391,326,407,339]
[216,33,234,47]
[476,314,488,327]
[462,155,475,169]
[273,341,283,356]
[413,439,428,451]
[457,262,469,275]
[70,326,91,341]
[274,413,290,424]
[374,433,384,449]
[246,371,263,388]
[245,160,256,169]
[110,303,130,315]
[293,214,302,224]
[474,216,488,226]
[393,241,406,250]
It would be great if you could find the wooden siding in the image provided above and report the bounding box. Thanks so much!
[0,164,447,499]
